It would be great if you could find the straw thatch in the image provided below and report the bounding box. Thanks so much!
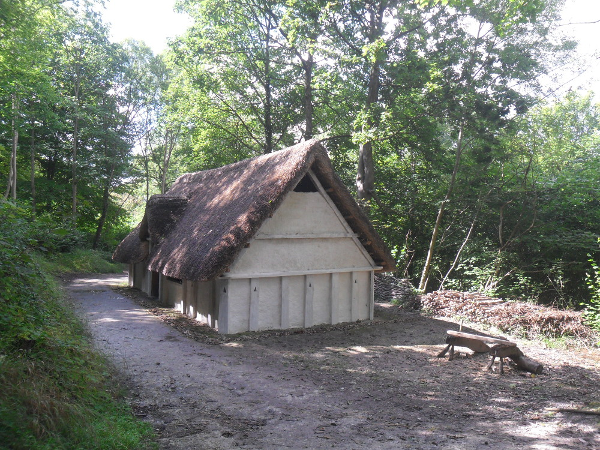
[113,140,395,281]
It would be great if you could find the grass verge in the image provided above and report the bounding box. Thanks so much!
[1,243,154,449]
[39,248,125,275]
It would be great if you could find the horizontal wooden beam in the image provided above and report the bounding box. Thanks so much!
[221,266,382,279]
[447,330,516,346]
[253,233,357,240]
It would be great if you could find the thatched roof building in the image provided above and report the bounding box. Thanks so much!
[114,140,395,333]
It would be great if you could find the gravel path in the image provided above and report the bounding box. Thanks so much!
[67,273,600,449]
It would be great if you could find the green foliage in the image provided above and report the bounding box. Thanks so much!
[0,201,153,449]
[583,251,600,331]
[40,249,124,276]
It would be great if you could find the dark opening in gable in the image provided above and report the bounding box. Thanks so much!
[294,174,318,192]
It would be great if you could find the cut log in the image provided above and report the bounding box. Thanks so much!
[489,344,523,359]
[547,408,600,416]
[508,354,543,374]
[445,335,490,353]
[447,330,516,347]
[487,345,523,374]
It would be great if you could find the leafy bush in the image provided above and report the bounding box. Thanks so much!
[41,249,124,276]
[0,201,153,449]
[583,253,600,332]
[29,213,86,253]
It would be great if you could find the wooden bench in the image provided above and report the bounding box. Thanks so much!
[438,330,543,375]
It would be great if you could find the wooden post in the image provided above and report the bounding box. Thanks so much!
[351,271,359,321]
[280,277,289,329]
[330,273,339,324]
[304,275,314,327]
[369,270,374,320]
[217,279,229,334]
[249,278,260,331]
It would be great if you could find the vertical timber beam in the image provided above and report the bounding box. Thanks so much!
[330,272,340,324]
[249,278,260,331]
[369,271,375,320]
[209,279,217,328]
[182,279,188,315]
[281,277,290,329]
[304,275,314,327]
[217,278,229,334]
[128,263,134,287]
[351,271,359,322]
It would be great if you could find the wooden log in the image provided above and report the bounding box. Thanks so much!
[447,330,516,346]
[547,408,600,416]
[508,354,543,374]
[445,335,490,353]
[437,343,452,358]
[474,299,505,306]
[489,344,523,359]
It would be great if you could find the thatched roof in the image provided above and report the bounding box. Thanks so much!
[113,140,395,281]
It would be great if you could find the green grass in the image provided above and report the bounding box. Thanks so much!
[0,202,154,450]
[39,249,125,275]
[0,265,155,450]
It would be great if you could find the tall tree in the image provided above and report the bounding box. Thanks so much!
[417,0,566,291]
[55,8,114,217]
[0,0,65,200]
[174,0,301,154]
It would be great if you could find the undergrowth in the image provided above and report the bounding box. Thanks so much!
[0,201,153,449]
[39,248,124,276]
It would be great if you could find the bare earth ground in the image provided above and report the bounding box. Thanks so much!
[65,273,600,450]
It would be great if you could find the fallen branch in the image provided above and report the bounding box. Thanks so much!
[547,408,600,416]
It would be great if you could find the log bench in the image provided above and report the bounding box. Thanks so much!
[438,330,543,375]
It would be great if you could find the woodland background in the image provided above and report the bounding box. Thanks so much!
[2,0,599,312]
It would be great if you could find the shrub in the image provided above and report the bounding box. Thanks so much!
[0,201,153,449]
[583,253,600,332]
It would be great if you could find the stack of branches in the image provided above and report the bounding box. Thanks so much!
[421,290,594,340]
[374,274,419,309]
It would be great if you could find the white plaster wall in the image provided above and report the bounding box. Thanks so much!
[230,191,374,276]
[195,280,216,327]
[312,273,331,325]
[227,279,251,334]
[132,262,147,291]
[287,275,305,328]
[163,277,184,312]
[336,272,353,323]
[257,277,282,330]
[258,191,346,235]
[354,271,371,319]
[184,280,195,318]
[230,238,371,275]
[213,270,373,334]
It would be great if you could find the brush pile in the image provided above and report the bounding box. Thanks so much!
[374,274,419,308]
[421,290,593,339]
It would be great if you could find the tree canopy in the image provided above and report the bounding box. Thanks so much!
[1,0,599,312]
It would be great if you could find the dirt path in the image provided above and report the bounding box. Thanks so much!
[67,273,600,449]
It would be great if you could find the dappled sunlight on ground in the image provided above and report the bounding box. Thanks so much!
[65,274,600,449]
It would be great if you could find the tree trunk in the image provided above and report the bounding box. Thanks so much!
[303,52,314,140]
[160,129,179,194]
[357,140,375,200]
[356,5,383,201]
[439,210,477,290]
[92,163,114,250]
[263,15,273,154]
[71,65,81,218]
[72,113,78,216]
[419,123,465,292]
[5,93,19,200]
[30,124,36,212]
